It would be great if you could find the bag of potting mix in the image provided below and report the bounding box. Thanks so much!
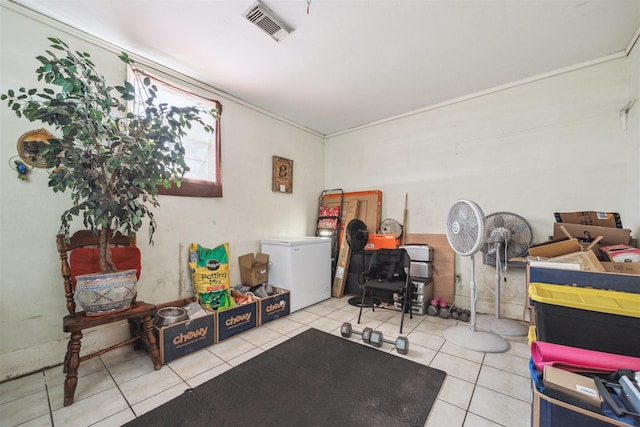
[189,242,235,311]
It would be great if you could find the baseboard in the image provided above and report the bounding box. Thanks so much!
[0,322,130,382]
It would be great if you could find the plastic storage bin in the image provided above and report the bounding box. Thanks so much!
[529,282,640,357]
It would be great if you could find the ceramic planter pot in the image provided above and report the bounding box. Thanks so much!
[75,269,138,316]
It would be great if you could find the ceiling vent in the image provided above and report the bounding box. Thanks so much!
[243,1,294,42]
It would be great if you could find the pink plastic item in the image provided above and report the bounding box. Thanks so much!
[531,341,640,373]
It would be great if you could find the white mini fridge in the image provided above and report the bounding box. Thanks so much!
[261,237,331,312]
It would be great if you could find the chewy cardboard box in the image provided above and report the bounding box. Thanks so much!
[256,286,291,326]
[552,222,631,247]
[554,211,623,229]
[601,261,640,275]
[238,252,269,286]
[154,313,216,364]
[216,295,258,342]
[528,238,582,259]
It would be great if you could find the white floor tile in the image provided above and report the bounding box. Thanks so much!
[0,299,533,426]
[397,343,438,366]
[304,303,337,316]
[482,351,530,378]
[439,340,486,364]
[89,408,136,427]
[463,412,503,427]
[476,365,531,403]
[407,330,445,351]
[468,385,531,427]
[227,347,264,367]
[0,371,45,404]
[307,316,343,333]
[0,388,50,427]
[14,412,52,427]
[104,353,157,384]
[413,318,450,336]
[167,349,224,381]
[186,363,233,388]
[52,387,129,427]
[424,399,466,427]
[430,353,482,384]
[324,308,359,323]
[436,375,475,410]
[118,367,184,406]
[259,334,289,350]
[286,310,322,325]
[131,383,190,417]
[44,357,105,389]
[263,317,304,334]
[207,336,257,361]
[48,369,118,411]
[238,326,284,347]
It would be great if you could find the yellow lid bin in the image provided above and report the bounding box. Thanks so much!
[528,282,640,357]
[528,282,640,318]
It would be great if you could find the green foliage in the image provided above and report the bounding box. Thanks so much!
[2,37,218,271]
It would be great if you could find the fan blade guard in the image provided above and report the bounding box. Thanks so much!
[446,199,485,256]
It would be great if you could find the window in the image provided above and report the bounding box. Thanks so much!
[132,69,222,197]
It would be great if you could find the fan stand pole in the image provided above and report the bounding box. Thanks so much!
[490,243,528,337]
[444,254,509,353]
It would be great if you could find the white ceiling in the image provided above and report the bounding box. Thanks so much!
[9,0,640,136]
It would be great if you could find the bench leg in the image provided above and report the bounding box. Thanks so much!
[64,331,82,406]
[141,314,162,370]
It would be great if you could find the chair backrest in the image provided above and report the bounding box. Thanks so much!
[366,248,410,282]
[57,230,140,316]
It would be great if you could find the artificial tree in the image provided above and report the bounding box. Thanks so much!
[2,37,217,273]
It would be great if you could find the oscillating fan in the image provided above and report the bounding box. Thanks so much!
[480,212,533,336]
[380,218,403,238]
[443,200,509,353]
[345,219,375,308]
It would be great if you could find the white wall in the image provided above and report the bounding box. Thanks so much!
[1,3,638,380]
[324,49,639,321]
[0,6,324,379]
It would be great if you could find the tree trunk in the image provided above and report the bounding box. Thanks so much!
[98,227,117,273]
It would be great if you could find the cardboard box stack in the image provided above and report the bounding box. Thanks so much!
[527,211,640,426]
[528,211,637,273]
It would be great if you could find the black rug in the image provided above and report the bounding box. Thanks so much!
[125,328,446,427]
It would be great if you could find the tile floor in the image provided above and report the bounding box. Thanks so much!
[0,296,532,427]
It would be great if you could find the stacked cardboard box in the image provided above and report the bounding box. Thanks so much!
[528,229,640,426]
[528,211,637,273]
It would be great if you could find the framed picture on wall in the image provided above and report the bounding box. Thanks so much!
[272,156,293,193]
[17,128,53,168]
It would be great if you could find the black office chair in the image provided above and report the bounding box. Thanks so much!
[357,247,413,334]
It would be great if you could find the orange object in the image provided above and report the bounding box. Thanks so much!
[365,234,400,250]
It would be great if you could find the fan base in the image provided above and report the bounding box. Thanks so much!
[476,315,528,337]
[444,325,510,353]
[347,296,380,308]
[491,318,528,337]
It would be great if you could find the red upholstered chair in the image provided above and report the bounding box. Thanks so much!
[57,230,161,406]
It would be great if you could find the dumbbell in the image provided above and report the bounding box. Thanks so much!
[340,322,373,344]
[427,297,441,316]
[369,330,409,355]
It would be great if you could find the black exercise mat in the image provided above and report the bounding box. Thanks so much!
[125,328,446,427]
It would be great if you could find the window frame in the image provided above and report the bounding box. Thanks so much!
[131,68,223,198]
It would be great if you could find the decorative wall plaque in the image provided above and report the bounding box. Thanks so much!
[17,128,53,168]
[272,156,293,193]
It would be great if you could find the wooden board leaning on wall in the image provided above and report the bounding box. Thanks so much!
[404,233,455,303]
